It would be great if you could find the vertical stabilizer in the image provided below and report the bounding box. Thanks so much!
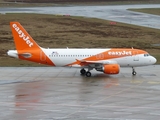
[10,22,40,50]
[9,22,55,66]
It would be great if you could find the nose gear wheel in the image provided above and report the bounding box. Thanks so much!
[132,67,137,75]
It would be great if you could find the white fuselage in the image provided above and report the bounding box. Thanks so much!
[43,48,156,67]
[7,48,157,67]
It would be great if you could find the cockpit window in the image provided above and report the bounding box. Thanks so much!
[144,54,150,57]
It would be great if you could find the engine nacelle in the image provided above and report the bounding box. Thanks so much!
[103,64,120,74]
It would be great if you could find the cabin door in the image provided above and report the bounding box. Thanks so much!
[133,51,139,61]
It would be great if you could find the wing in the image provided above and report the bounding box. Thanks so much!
[76,59,117,67]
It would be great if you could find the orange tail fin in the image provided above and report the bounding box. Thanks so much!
[10,22,55,66]
[10,22,40,50]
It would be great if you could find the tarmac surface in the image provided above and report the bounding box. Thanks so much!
[0,4,160,29]
[1,4,160,120]
[0,65,160,120]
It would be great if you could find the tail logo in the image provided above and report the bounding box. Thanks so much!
[12,24,33,47]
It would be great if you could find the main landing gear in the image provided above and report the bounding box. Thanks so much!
[132,67,137,76]
[80,68,92,77]
[80,67,137,77]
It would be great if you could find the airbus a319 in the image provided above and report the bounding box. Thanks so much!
[7,22,157,77]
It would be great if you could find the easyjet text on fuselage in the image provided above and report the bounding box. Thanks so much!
[108,51,132,56]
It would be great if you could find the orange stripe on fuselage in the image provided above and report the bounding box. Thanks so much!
[66,49,147,66]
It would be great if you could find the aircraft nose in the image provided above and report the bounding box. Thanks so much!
[151,56,157,64]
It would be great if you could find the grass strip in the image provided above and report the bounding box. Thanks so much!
[0,13,159,66]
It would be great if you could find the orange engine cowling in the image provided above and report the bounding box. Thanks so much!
[103,64,120,74]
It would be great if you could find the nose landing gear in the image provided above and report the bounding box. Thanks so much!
[132,67,137,75]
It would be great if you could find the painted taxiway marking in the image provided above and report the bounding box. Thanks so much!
[129,80,160,85]
[130,80,143,84]
[148,81,160,84]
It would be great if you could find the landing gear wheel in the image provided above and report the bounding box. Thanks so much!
[132,71,137,76]
[132,67,136,76]
[86,71,91,77]
[80,69,86,75]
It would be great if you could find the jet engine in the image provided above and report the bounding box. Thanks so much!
[96,64,120,74]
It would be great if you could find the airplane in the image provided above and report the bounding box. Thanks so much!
[7,22,157,77]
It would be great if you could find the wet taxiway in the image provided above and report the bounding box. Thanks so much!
[0,65,160,120]
[0,4,160,29]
